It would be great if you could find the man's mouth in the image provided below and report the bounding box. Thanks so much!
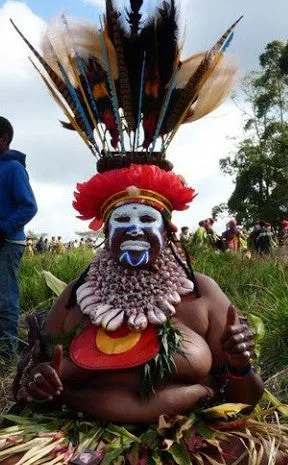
[120,240,150,251]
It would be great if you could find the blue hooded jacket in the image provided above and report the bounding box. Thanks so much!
[0,150,38,241]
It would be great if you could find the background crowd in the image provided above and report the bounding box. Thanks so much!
[179,218,288,256]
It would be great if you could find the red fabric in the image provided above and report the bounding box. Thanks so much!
[73,164,195,230]
[70,323,160,370]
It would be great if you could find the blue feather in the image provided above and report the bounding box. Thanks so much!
[99,29,126,153]
[48,42,94,139]
[149,65,179,153]
[135,52,146,150]
[221,31,234,53]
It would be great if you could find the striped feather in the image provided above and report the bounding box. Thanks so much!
[11,19,91,136]
[29,58,98,156]
[183,56,238,123]
[162,17,243,140]
[105,0,135,132]
[41,16,118,85]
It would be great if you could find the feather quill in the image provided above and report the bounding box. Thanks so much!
[162,16,243,143]
[60,15,108,151]
[11,18,95,139]
[29,58,97,156]
[99,23,125,151]
[183,57,238,123]
[10,19,80,119]
[41,16,118,85]
[46,38,95,140]
[105,0,135,132]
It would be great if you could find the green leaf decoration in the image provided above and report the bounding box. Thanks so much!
[105,425,141,443]
[140,429,159,449]
[140,321,184,398]
[194,421,215,440]
[248,313,265,360]
[263,389,288,416]
[168,440,192,465]
[150,451,162,465]
[42,270,67,296]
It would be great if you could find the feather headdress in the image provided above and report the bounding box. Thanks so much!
[11,2,242,229]
[11,2,242,161]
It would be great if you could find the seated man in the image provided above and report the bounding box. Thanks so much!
[6,3,288,464]
[11,170,287,464]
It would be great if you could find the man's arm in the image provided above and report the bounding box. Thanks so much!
[0,162,37,235]
[203,276,264,407]
[62,383,213,423]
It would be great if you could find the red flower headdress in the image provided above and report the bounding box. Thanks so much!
[12,2,242,224]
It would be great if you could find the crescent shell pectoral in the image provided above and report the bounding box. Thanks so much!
[96,328,141,354]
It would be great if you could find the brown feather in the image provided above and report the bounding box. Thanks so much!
[104,4,135,132]
[162,17,243,138]
[183,56,238,123]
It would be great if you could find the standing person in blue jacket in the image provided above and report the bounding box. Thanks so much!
[0,117,38,360]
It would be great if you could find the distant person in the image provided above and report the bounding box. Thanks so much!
[43,238,49,253]
[49,236,58,253]
[35,236,45,254]
[247,220,261,252]
[56,236,66,254]
[255,220,273,255]
[0,116,37,360]
[279,219,288,247]
[191,220,207,248]
[179,226,192,248]
[79,237,85,248]
[204,218,219,250]
[222,219,240,251]
[25,236,34,256]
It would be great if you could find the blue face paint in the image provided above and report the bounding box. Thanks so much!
[119,250,149,267]
[108,203,165,268]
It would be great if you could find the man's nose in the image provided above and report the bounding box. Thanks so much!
[127,225,143,236]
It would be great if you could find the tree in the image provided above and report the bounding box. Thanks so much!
[215,41,288,227]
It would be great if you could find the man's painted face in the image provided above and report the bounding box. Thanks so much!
[108,203,164,267]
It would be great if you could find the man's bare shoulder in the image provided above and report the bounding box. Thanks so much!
[194,272,222,296]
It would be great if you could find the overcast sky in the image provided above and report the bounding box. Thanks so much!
[0,0,287,239]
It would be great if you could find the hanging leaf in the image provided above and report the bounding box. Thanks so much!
[263,390,288,416]
[42,271,67,296]
[248,314,265,361]
[168,440,192,465]
[201,403,249,420]
[194,421,215,440]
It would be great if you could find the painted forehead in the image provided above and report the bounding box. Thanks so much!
[110,203,163,220]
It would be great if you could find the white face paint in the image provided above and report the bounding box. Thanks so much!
[108,203,164,267]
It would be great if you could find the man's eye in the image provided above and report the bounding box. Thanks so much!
[140,215,156,223]
[115,216,130,223]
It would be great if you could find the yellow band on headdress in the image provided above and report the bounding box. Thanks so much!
[101,188,173,223]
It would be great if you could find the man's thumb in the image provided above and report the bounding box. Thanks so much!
[52,344,63,376]
[226,304,237,326]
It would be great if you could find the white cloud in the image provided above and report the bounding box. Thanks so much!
[81,0,105,6]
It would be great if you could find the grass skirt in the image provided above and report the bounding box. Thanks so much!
[0,403,288,465]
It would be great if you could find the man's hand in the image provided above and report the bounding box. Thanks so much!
[220,305,254,369]
[18,345,63,402]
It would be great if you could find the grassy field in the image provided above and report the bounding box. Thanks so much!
[1,247,288,411]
